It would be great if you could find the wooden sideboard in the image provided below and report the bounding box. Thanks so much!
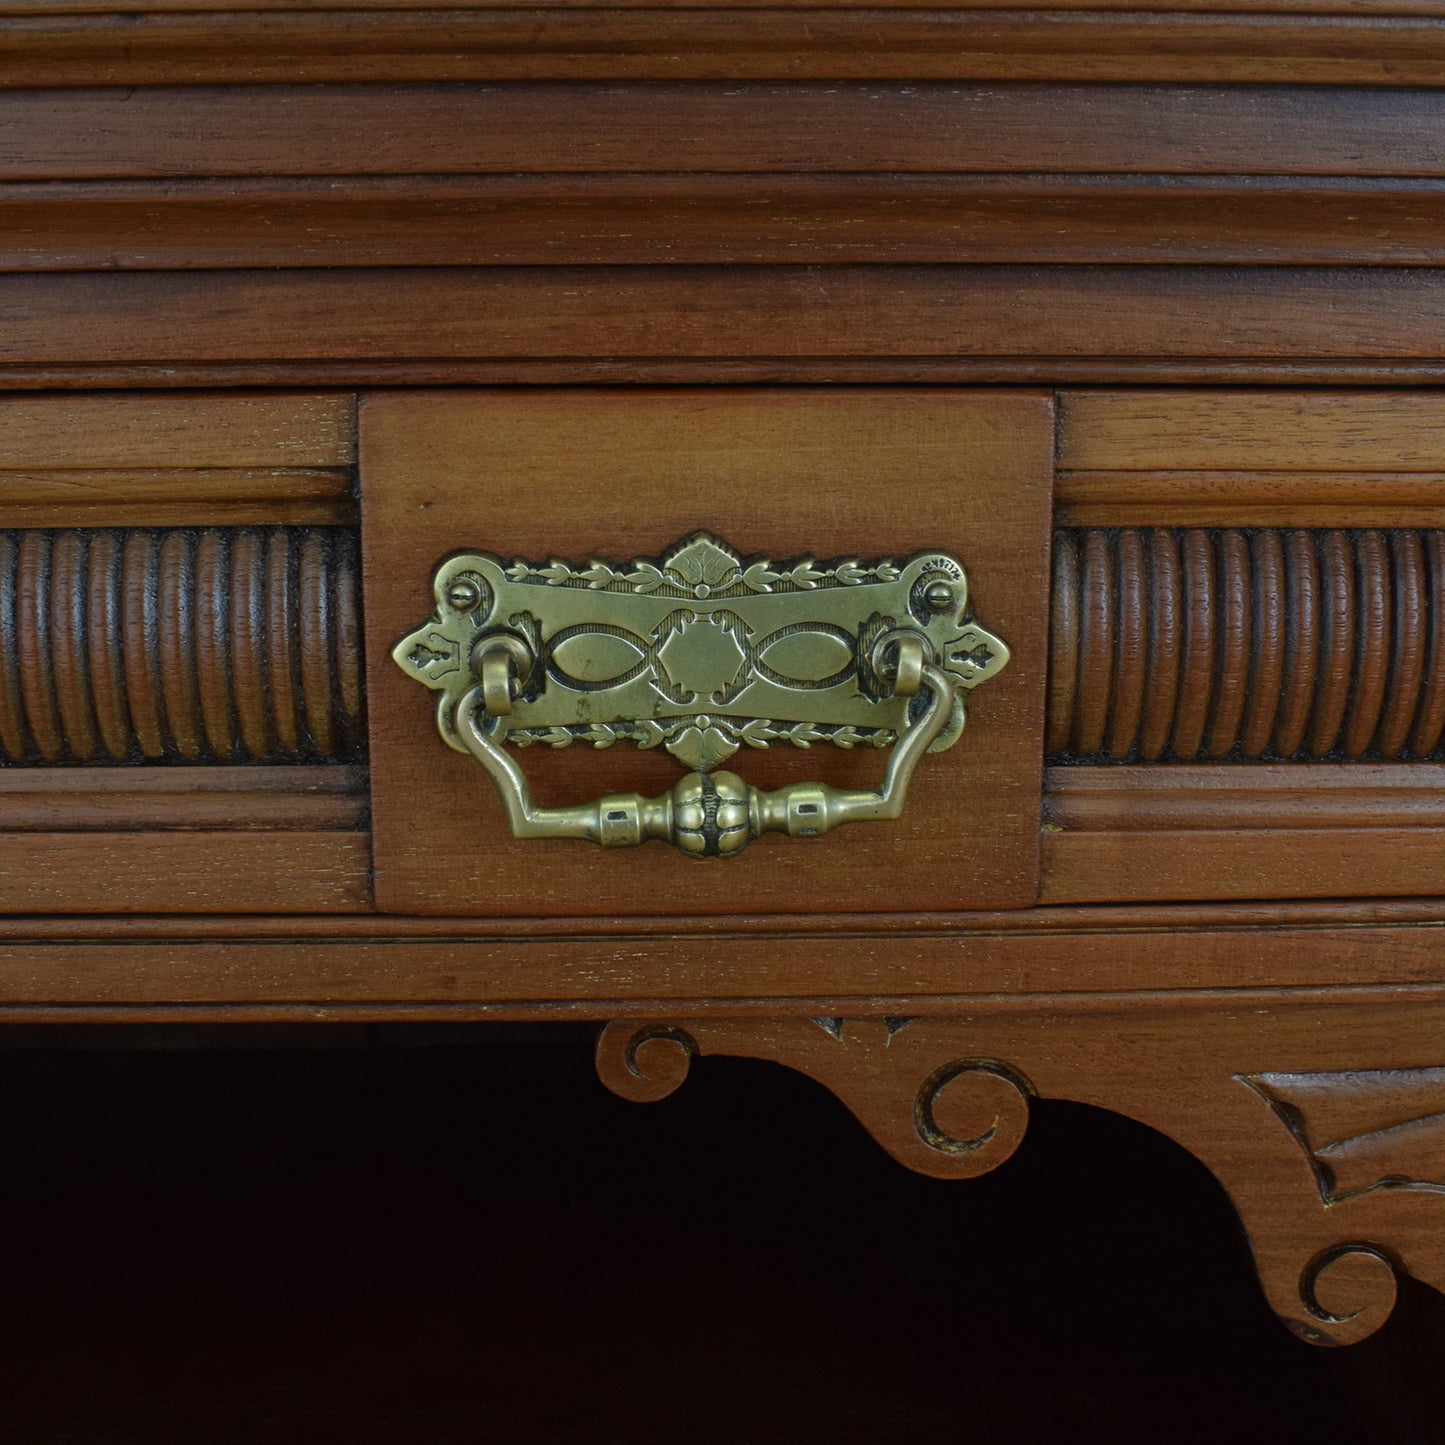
[6,0,1445,1356]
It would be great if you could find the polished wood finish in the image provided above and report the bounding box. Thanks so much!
[0,764,363,831]
[0,526,363,764]
[10,9,1445,85]
[9,84,1444,179]
[1047,527,1445,763]
[0,830,370,914]
[1042,766,1445,903]
[8,2,1445,1357]
[599,1001,1445,1347]
[362,388,1053,916]
[14,268,1445,370]
[15,177,1445,272]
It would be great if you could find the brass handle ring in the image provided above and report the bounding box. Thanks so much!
[452,634,953,858]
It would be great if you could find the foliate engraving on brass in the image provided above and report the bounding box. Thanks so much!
[393,532,1009,772]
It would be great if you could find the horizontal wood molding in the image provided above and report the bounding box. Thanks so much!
[8,84,1445,181]
[13,268,1445,366]
[0,765,365,831]
[0,469,354,528]
[12,2,1443,15]
[1043,763,1445,906]
[0,830,372,914]
[1041,768,1445,903]
[1049,527,1445,764]
[13,177,1445,271]
[3,932,1445,1007]
[12,361,1445,389]
[7,10,1445,85]
[0,527,364,765]
[0,392,354,468]
[1060,391,1445,472]
[1046,763,1445,831]
[1056,472,1445,529]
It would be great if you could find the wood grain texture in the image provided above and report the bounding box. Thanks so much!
[0,764,364,830]
[0,470,354,528]
[13,268,1445,365]
[0,831,371,913]
[0,392,354,468]
[20,177,1445,270]
[1049,529,1445,763]
[13,1,1445,14]
[14,176,1445,271]
[1060,391,1445,472]
[597,1000,1445,1345]
[7,84,1445,180]
[1057,472,1445,529]
[7,923,1445,1006]
[362,388,1053,917]
[0,527,365,764]
[14,360,1445,389]
[1042,764,1445,902]
[9,10,1445,85]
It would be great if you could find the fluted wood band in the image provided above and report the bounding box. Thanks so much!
[1049,527,1445,764]
[11,522,1445,770]
[0,526,363,765]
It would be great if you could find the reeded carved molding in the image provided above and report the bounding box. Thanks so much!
[598,999,1445,1345]
[0,526,363,765]
[1049,527,1445,763]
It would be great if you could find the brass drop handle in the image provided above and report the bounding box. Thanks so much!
[392,532,1010,860]
[453,634,954,858]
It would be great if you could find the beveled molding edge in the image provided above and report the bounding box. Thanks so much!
[10,9,1445,87]
[598,998,1445,1346]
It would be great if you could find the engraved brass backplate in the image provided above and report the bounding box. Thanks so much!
[394,532,1008,772]
[391,532,1010,858]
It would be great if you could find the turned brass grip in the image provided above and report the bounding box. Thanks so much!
[393,532,1009,859]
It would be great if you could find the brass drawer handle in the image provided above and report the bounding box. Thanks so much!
[393,533,1008,858]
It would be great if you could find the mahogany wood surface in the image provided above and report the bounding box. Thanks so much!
[16,177,1445,272]
[10,84,1445,178]
[0,764,363,831]
[599,1001,1445,1347]
[17,268,1445,369]
[9,4,1445,1354]
[10,9,1445,85]
[0,526,363,765]
[362,388,1052,916]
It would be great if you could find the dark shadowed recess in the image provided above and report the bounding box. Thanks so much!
[0,1023,1436,1444]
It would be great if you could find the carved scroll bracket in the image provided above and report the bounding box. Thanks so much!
[597,999,1445,1346]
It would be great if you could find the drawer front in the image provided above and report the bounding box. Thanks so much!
[2,387,1445,918]
[360,389,1054,916]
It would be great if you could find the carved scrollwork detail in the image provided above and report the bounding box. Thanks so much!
[595,1024,698,1103]
[915,1058,1036,1161]
[597,1017,1035,1180]
[1295,1246,1400,1347]
[597,1002,1445,1345]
